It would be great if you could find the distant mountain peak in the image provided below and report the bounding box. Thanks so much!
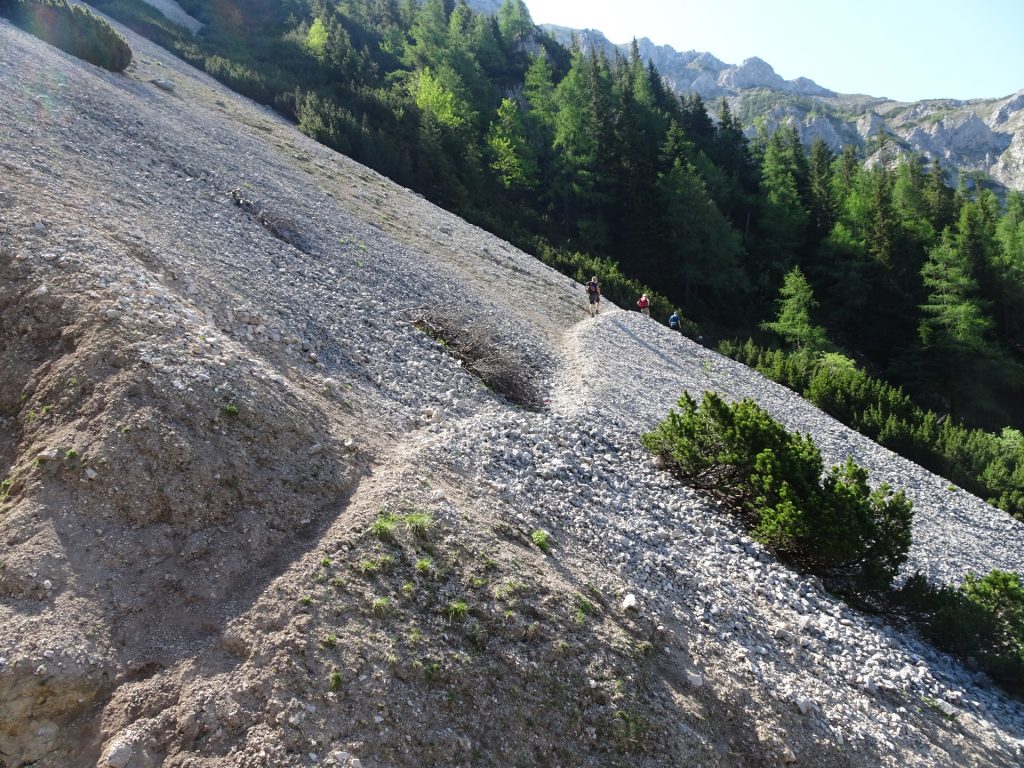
[543,26,834,99]
[468,0,1024,192]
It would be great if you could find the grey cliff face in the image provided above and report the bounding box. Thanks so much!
[718,57,786,91]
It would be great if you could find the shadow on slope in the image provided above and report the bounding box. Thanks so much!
[0,250,366,765]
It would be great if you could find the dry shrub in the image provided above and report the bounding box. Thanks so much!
[416,309,543,410]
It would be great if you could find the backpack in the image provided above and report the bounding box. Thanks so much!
[587,281,599,295]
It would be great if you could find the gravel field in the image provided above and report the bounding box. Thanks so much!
[2,15,1024,767]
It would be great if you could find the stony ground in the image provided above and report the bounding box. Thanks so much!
[2,15,1024,768]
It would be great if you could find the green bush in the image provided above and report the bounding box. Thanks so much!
[2,0,132,72]
[895,570,1024,693]
[719,340,1024,519]
[643,391,913,593]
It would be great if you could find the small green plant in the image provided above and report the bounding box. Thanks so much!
[610,709,647,751]
[402,582,414,596]
[574,595,598,624]
[470,576,487,589]
[300,595,313,606]
[372,596,390,616]
[495,579,526,601]
[922,696,957,720]
[221,403,239,417]
[314,572,326,584]
[531,529,551,553]
[356,555,394,576]
[447,600,469,621]
[330,668,342,690]
[322,632,337,648]
[480,554,498,571]
[320,557,332,567]
[370,513,398,541]
[404,511,434,537]
[414,557,433,575]
[408,627,422,644]
[423,659,442,684]
[632,640,654,658]
[0,478,11,502]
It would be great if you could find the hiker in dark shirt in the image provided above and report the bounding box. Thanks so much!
[585,276,601,317]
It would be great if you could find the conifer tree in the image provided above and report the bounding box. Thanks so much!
[917,230,996,415]
[404,0,448,69]
[989,192,1024,347]
[496,0,531,44]
[659,154,748,317]
[761,266,829,351]
[920,232,991,347]
[608,73,664,276]
[807,138,837,243]
[756,129,809,283]
[523,50,556,132]
[924,158,957,233]
[486,98,538,191]
[551,46,614,252]
[866,166,896,267]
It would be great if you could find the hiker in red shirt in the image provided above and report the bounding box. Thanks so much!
[636,293,650,318]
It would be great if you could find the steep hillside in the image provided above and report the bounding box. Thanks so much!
[543,26,1024,193]
[2,16,1024,768]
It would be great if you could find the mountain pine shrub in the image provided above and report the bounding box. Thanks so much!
[2,0,132,72]
[895,570,1024,694]
[719,340,1024,518]
[643,391,913,594]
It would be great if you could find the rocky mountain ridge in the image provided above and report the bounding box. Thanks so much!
[541,24,1024,192]
[3,14,1024,768]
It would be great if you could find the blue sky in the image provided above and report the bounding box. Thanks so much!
[523,0,1024,102]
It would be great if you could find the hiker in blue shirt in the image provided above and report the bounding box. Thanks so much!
[668,309,681,331]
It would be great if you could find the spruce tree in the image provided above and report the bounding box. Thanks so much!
[486,98,538,191]
[807,138,836,243]
[756,130,809,285]
[917,230,996,416]
[761,267,829,351]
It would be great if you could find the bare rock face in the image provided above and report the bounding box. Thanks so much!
[717,56,786,91]
[857,111,886,139]
[797,113,846,147]
[993,130,1024,188]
